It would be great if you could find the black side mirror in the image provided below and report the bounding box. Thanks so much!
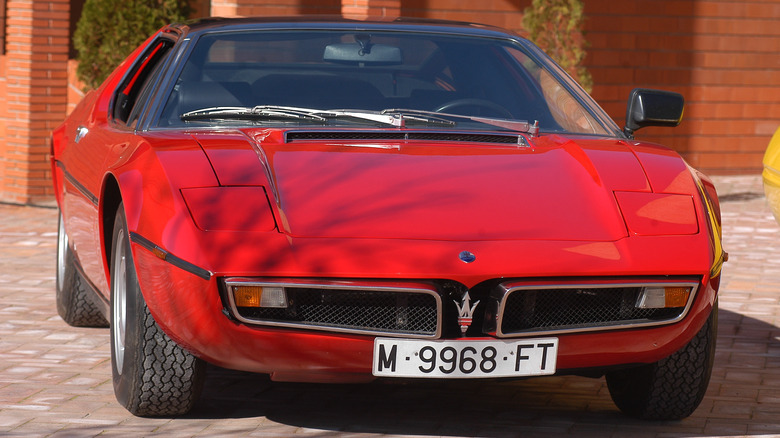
[623,88,684,139]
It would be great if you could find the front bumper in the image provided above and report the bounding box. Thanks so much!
[129,234,719,383]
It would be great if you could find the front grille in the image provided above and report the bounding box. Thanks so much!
[499,285,690,335]
[285,131,520,144]
[227,282,441,338]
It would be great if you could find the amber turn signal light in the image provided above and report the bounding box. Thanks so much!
[232,285,287,308]
[636,286,692,309]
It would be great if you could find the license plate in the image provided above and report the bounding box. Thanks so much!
[372,338,558,378]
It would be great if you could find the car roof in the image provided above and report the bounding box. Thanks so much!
[170,15,524,41]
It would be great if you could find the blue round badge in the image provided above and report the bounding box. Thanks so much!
[458,251,476,263]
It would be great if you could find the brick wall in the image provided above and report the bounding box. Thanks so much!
[401,0,525,32]
[0,55,6,200]
[211,0,341,17]
[0,0,69,204]
[583,0,780,174]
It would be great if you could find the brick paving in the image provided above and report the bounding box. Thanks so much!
[0,174,778,437]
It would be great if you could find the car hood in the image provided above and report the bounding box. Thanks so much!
[203,130,656,241]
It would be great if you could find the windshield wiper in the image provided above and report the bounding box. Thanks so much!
[181,106,328,122]
[181,106,459,128]
[383,109,536,134]
[315,110,405,127]
[380,109,457,127]
[312,109,454,127]
[181,106,405,127]
[181,106,535,133]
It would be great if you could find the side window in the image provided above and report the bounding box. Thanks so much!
[113,38,173,125]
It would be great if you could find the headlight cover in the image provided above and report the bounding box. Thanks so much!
[615,191,698,236]
[181,186,277,232]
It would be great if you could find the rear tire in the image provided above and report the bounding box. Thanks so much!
[109,203,205,416]
[606,302,717,420]
[56,212,108,328]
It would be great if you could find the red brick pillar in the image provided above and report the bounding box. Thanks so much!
[211,0,307,17]
[342,0,401,18]
[0,0,69,204]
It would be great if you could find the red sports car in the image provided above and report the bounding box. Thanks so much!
[52,16,725,419]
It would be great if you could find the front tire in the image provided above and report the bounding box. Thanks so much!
[110,203,205,416]
[56,212,108,327]
[606,302,717,420]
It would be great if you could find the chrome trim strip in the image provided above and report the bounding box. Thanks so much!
[488,279,700,338]
[56,161,99,206]
[129,232,212,280]
[224,278,442,339]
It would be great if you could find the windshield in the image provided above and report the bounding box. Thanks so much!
[158,29,616,135]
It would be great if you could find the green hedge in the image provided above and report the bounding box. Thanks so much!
[523,0,593,93]
[73,0,191,89]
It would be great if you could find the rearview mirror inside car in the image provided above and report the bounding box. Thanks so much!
[324,35,402,65]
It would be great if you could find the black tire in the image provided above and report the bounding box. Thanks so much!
[109,203,206,416]
[56,212,109,327]
[606,302,717,420]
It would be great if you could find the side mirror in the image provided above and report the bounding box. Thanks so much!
[624,88,684,139]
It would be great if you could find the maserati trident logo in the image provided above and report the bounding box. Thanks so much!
[458,250,476,263]
[455,292,479,336]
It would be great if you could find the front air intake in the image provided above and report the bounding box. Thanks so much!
[486,279,700,337]
[224,278,442,338]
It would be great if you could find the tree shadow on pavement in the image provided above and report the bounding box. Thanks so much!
[189,308,779,436]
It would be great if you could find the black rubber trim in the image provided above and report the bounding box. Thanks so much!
[56,160,99,206]
[129,232,212,280]
[285,130,521,144]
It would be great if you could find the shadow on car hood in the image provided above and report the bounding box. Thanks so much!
[239,132,652,242]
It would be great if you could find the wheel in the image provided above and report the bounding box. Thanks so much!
[606,302,717,420]
[434,98,513,118]
[56,212,109,327]
[110,203,205,416]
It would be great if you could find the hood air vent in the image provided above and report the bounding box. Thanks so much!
[285,131,522,144]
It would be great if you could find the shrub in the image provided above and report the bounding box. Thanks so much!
[522,0,593,93]
[73,0,191,89]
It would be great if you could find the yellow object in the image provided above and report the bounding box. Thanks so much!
[234,286,263,307]
[691,174,725,277]
[762,126,780,224]
[664,287,691,308]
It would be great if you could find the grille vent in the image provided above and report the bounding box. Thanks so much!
[500,286,687,335]
[233,286,440,338]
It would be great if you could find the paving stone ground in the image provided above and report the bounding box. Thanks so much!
[0,175,778,437]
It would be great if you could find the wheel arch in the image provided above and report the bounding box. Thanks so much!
[99,167,153,290]
[101,173,127,284]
